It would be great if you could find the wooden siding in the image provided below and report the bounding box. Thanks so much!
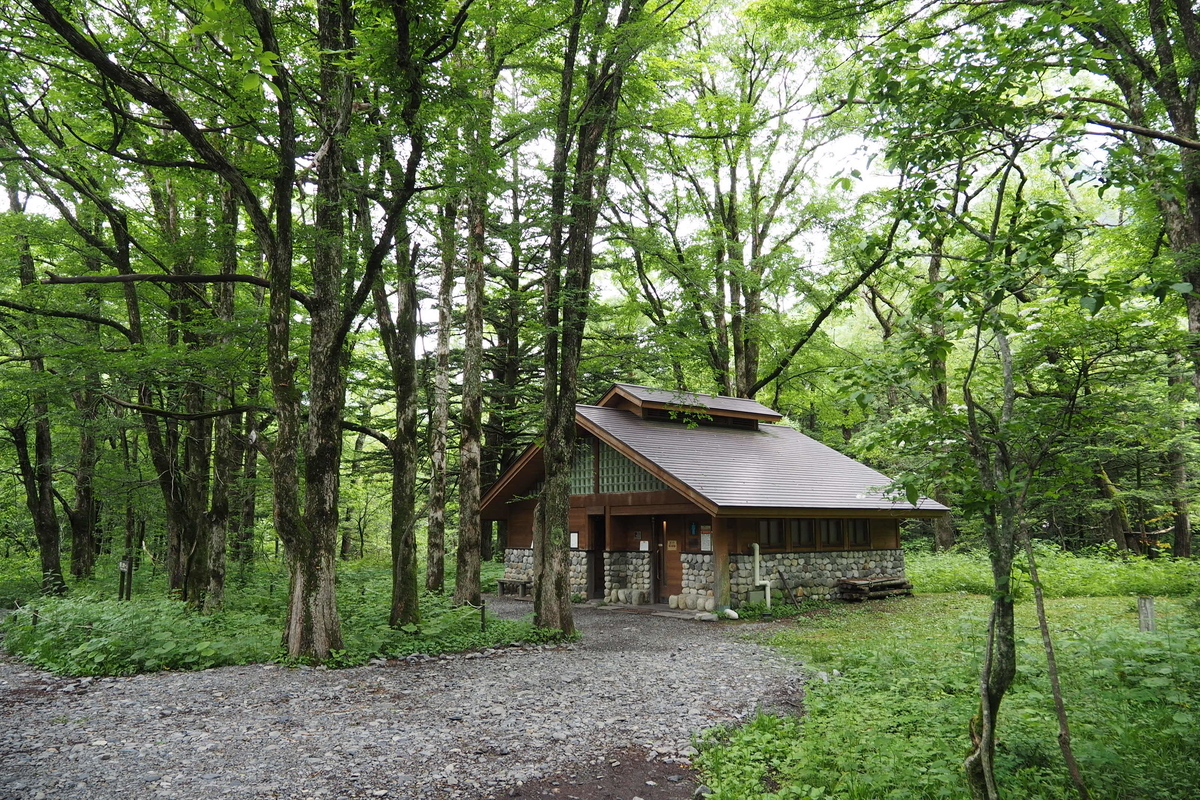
[506,500,536,549]
[723,515,900,554]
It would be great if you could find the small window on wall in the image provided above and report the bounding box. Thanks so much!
[758,519,785,549]
[819,518,843,547]
[849,519,871,547]
[791,519,815,549]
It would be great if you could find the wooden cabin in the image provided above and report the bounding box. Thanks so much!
[481,383,947,609]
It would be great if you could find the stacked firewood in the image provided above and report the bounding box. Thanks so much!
[837,576,913,602]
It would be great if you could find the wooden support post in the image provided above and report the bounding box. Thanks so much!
[712,517,730,611]
[1138,596,1156,632]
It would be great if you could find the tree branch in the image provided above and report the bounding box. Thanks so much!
[0,298,133,340]
[101,392,267,421]
[42,272,314,311]
[750,213,903,395]
[341,420,393,448]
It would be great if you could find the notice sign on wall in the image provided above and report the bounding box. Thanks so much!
[667,539,679,551]
[570,531,579,549]
[700,533,713,552]
[640,540,650,552]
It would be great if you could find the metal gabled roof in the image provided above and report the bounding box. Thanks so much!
[599,383,782,421]
[575,404,947,515]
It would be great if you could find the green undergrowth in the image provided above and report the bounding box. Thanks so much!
[696,595,1200,800]
[1,557,567,675]
[906,548,1200,597]
[0,552,41,609]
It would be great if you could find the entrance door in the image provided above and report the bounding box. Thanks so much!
[663,518,683,601]
[589,515,606,599]
[656,518,683,603]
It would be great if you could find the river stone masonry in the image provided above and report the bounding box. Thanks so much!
[569,550,589,597]
[604,551,651,605]
[504,547,534,583]
[669,553,717,611]
[729,548,905,605]
[503,548,589,597]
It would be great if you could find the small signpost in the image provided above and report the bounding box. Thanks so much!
[117,558,133,601]
[1138,596,1156,632]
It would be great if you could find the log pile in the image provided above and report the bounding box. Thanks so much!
[837,576,912,602]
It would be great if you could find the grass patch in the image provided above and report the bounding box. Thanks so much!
[906,549,1200,597]
[696,594,1200,800]
[1,556,568,675]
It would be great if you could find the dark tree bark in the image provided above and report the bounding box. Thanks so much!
[341,425,368,560]
[375,232,420,627]
[10,425,65,595]
[204,188,241,611]
[961,331,1019,800]
[535,0,652,632]
[928,234,956,552]
[4,176,65,594]
[427,200,455,594]
[453,76,494,607]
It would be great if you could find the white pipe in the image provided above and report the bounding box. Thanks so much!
[751,543,772,610]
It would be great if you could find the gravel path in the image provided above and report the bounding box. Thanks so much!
[0,600,801,800]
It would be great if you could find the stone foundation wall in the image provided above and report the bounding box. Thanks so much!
[569,550,589,597]
[504,548,589,597]
[670,553,717,611]
[504,548,533,582]
[729,548,905,605]
[604,551,651,604]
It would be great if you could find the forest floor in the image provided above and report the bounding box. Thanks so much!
[0,598,801,800]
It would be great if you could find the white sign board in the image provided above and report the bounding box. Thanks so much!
[700,533,712,552]
[639,540,650,552]
[569,531,579,549]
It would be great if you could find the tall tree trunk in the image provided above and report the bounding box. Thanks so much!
[278,0,355,657]
[376,231,420,627]
[962,329,1018,800]
[5,176,66,594]
[68,395,100,580]
[236,374,262,567]
[427,200,455,593]
[1097,466,1139,554]
[929,235,956,551]
[341,426,368,560]
[204,188,240,611]
[454,74,494,606]
[1167,366,1192,557]
[536,0,649,632]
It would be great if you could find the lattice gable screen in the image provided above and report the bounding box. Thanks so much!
[597,442,668,493]
[569,439,593,495]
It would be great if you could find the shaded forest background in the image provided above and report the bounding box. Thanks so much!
[0,0,1197,664]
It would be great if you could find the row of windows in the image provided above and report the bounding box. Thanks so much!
[758,518,871,550]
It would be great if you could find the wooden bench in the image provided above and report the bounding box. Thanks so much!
[497,578,532,597]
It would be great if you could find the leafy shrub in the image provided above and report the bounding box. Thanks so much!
[0,553,41,609]
[906,550,1200,597]
[1,556,563,674]
[1,595,279,675]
